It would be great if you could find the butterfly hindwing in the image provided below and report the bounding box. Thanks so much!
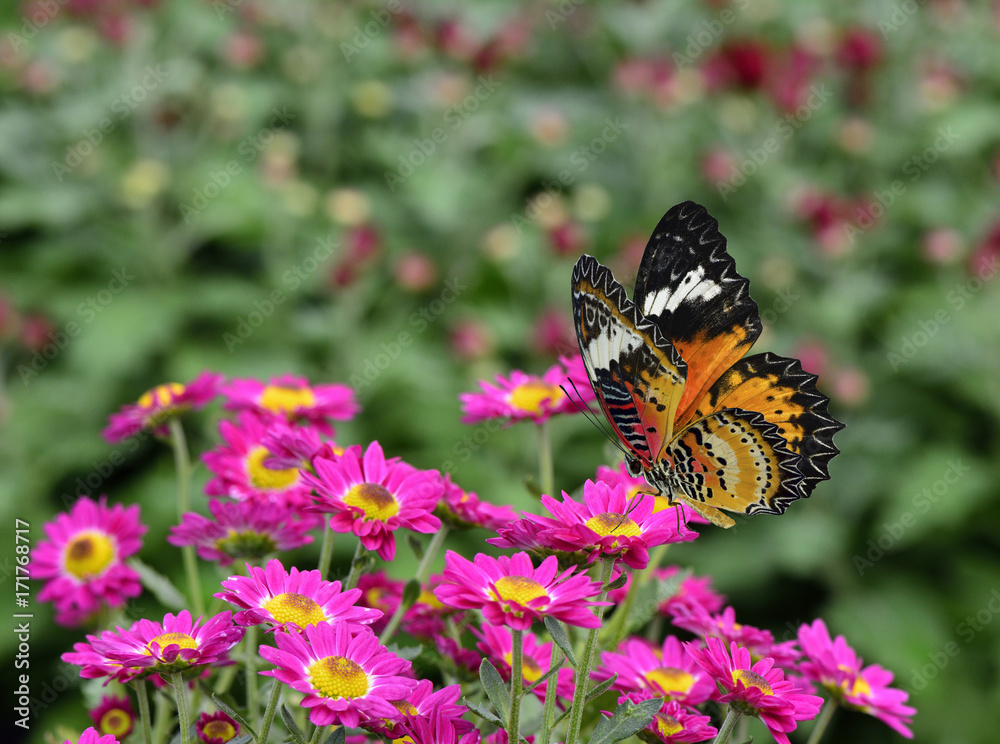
[633,202,763,431]
[572,255,687,464]
[688,352,844,497]
[656,408,803,528]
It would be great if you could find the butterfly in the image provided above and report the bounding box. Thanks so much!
[571,201,843,528]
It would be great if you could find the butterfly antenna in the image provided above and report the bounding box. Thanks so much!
[560,381,630,460]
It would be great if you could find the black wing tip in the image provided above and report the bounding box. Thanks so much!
[731,407,806,516]
[747,352,845,495]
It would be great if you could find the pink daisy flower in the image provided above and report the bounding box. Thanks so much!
[203,411,314,507]
[89,695,135,739]
[400,576,462,640]
[798,619,915,738]
[31,496,146,626]
[672,606,800,667]
[303,441,443,561]
[686,638,822,744]
[399,708,482,744]
[655,565,726,618]
[436,474,517,531]
[221,374,359,435]
[594,635,716,706]
[64,728,121,744]
[488,518,594,568]
[168,500,314,566]
[361,679,473,738]
[529,480,698,569]
[614,692,717,743]
[357,571,405,635]
[259,620,415,728]
[559,353,597,405]
[459,360,581,425]
[216,558,382,631]
[196,711,240,744]
[260,420,330,470]
[103,371,223,442]
[434,551,606,630]
[473,622,575,703]
[62,610,243,684]
[595,462,709,525]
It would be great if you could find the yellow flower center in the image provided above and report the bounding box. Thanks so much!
[99,708,132,736]
[203,719,237,742]
[264,593,327,628]
[246,446,300,491]
[138,382,184,409]
[146,632,198,655]
[645,666,695,696]
[392,699,418,716]
[64,530,116,578]
[308,655,369,699]
[493,576,548,607]
[344,483,399,521]
[260,385,316,414]
[417,589,446,611]
[507,382,563,414]
[655,714,683,736]
[845,674,872,698]
[585,512,642,538]
[732,669,773,695]
[503,652,544,683]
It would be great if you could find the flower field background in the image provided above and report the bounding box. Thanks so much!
[2,0,1000,743]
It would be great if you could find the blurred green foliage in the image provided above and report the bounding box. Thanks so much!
[2,0,999,742]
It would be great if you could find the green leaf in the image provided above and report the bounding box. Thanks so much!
[590,697,663,744]
[402,578,422,607]
[544,616,578,666]
[479,658,510,719]
[129,557,187,610]
[463,698,505,727]
[625,570,687,636]
[280,705,308,744]
[524,656,565,694]
[407,533,426,561]
[210,695,257,741]
[606,571,629,591]
[322,727,346,744]
[585,673,618,703]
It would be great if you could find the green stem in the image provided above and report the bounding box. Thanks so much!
[258,680,284,744]
[169,419,204,616]
[245,624,260,730]
[712,705,742,744]
[135,679,153,744]
[603,542,669,647]
[378,527,450,645]
[507,629,524,743]
[564,555,616,744]
[171,673,192,744]
[151,688,172,744]
[343,540,369,591]
[538,421,554,496]
[307,724,325,744]
[317,522,334,580]
[805,699,838,744]
[538,642,562,744]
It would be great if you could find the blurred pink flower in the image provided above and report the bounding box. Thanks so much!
[104,371,223,442]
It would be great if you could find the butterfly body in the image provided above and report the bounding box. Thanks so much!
[572,201,843,528]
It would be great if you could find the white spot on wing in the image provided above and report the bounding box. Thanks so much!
[641,265,722,317]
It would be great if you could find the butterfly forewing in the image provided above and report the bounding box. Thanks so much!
[687,352,844,497]
[659,409,803,528]
[572,255,687,464]
[633,202,763,432]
